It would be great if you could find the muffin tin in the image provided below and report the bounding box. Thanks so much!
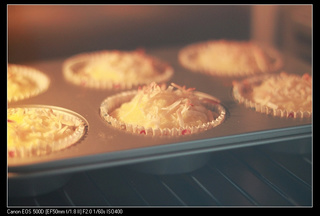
[8,45,312,178]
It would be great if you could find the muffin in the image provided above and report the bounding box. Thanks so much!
[7,106,88,158]
[100,82,226,136]
[8,64,50,103]
[63,49,173,89]
[178,40,283,77]
[232,72,312,118]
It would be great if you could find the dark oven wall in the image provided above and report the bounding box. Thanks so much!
[8,5,251,63]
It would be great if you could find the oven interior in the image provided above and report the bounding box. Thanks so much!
[7,5,312,207]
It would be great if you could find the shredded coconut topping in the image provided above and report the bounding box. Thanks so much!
[110,82,218,129]
[197,41,272,73]
[251,72,312,112]
[179,40,282,77]
[7,108,83,157]
[79,50,162,82]
[7,66,38,101]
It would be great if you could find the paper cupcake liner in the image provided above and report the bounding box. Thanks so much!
[100,90,226,136]
[7,105,88,158]
[63,50,174,90]
[8,64,50,103]
[232,74,312,118]
[178,40,283,77]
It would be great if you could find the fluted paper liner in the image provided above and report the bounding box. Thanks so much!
[100,90,226,136]
[178,40,283,77]
[7,105,88,158]
[8,64,50,103]
[63,50,174,90]
[232,74,312,118]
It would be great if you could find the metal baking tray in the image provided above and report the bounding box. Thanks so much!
[8,45,312,177]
